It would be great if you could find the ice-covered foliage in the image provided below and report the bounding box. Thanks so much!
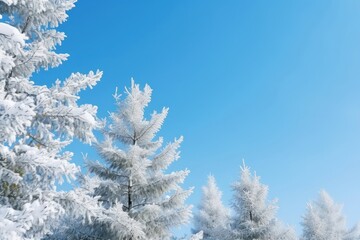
[53,80,193,239]
[43,174,147,240]
[189,231,204,240]
[302,190,360,240]
[171,231,204,240]
[0,0,102,238]
[231,162,297,240]
[193,175,230,240]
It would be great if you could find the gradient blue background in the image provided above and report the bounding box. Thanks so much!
[36,0,360,236]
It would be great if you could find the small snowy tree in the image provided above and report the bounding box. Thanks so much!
[301,190,360,240]
[193,175,230,240]
[231,162,296,240]
[0,0,102,238]
[59,80,193,239]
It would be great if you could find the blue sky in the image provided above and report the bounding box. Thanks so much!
[37,0,360,235]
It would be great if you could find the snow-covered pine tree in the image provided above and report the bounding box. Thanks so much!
[193,175,230,240]
[301,190,360,240]
[0,0,103,238]
[65,80,193,239]
[231,162,296,240]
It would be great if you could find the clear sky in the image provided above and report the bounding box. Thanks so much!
[36,0,360,236]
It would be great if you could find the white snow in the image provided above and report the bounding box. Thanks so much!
[0,23,27,46]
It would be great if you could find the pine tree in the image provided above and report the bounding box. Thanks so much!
[193,175,230,240]
[60,80,193,239]
[231,162,296,240]
[0,0,102,238]
[302,190,360,240]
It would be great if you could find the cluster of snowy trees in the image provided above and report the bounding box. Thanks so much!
[0,1,201,239]
[0,0,359,239]
[192,163,360,240]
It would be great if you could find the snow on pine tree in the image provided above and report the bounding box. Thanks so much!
[231,162,296,240]
[0,0,103,238]
[44,174,148,240]
[193,175,230,240]
[172,231,204,240]
[301,190,360,240]
[62,80,193,239]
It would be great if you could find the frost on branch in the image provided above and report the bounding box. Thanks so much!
[189,231,204,240]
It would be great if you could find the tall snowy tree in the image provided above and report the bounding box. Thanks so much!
[57,80,193,239]
[231,162,296,240]
[0,0,103,238]
[302,190,360,240]
[193,175,230,240]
